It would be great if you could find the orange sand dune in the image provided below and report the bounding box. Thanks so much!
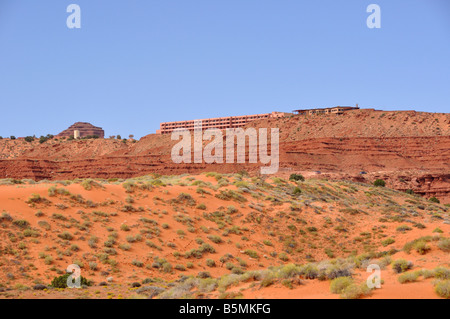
[0,173,448,299]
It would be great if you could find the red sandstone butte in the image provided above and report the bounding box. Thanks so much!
[56,122,105,138]
[0,109,449,202]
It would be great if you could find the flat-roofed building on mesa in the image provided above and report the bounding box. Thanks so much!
[157,111,288,134]
[293,105,359,115]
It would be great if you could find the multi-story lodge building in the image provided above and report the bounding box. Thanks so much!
[157,111,288,134]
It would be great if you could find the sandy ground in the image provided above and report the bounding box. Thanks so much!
[0,173,448,299]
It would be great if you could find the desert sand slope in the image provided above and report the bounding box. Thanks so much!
[0,173,448,299]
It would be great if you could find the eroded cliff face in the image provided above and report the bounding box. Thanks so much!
[0,109,449,202]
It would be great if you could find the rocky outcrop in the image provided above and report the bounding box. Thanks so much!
[0,109,448,203]
[56,122,104,138]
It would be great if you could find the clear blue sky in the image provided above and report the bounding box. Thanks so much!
[0,0,449,139]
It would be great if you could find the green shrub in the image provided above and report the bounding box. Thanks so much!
[244,250,259,259]
[120,224,130,231]
[132,260,144,267]
[340,283,372,299]
[392,259,413,273]
[58,231,73,240]
[289,174,305,182]
[50,273,91,288]
[330,277,353,294]
[396,225,412,232]
[373,179,385,187]
[175,264,186,271]
[437,238,450,252]
[429,197,440,203]
[381,238,395,247]
[197,203,207,210]
[13,219,30,229]
[434,280,450,298]
[278,252,289,262]
[207,235,223,244]
[433,267,450,280]
[413,241,430,255]
[398,271,420,284]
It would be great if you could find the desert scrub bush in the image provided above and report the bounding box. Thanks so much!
[292,187,302,195]
[44,255,54,265]
[403,236,433,253]
[434,280,450,299]
[381,238,395,247]
[196,203,207,210]
[51,213,67,221]
[330,277,353,294]
[217,274,244,291]
[12,219,30,229]
[324,249,334,259]
[119,243,131,251]
[125,195,134,204]
[120,224,130,231]
[0,212,13,222]
[278,252,289,262]
[244,250,259,259]
[398,271,420,284]
[175,264,186,271]
[126,234,142,243]
[23,228,40,238]
[392,259,413,273]
[122,181,136,193]
[177,229,186,237]
[88,236,98,248]
[80,179,102,191]
[437,238,450,252]
[373,179,386,187]
[37,220,51,231]
[227,205,238,214]
[26,194,50,205]
[172,193,196,206]
[207,235,223,244]
[412,240,431,255]
[196,187,211,196]
[162,262,173,273]
[263,240,273,246]
[206,259,216,267]
[51,273,91,288]
[48,186,57,197]
[276,264,302,279]
[58,231,73,240]
[298,264,319,279]
[340,283,372,299]
[429,197,440,204]
[198,278,218,292]
[396,225,412,232]
[132,259,144,267]
[215,190,247,203]
[433,267,450,280]
[289,173,305,182]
